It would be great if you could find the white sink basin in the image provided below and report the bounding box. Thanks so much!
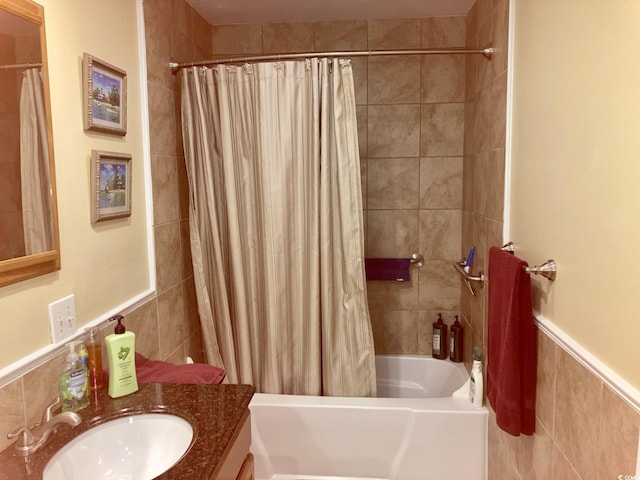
[43,413,193,480]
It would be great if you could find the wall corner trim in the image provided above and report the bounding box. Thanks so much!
[534,311,640,414]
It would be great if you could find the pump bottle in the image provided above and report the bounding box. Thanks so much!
[449,316,463,363]
[432,313,447,360]
[105,315,138,398]
[59,342,90,412]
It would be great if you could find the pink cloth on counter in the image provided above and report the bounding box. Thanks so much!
[486,246,537,436]
[135,353,226,385]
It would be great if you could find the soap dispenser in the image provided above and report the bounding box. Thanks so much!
[59,341,90,412]
[432,313,447,360]
[105,315,138,398]
[449,316,463,363]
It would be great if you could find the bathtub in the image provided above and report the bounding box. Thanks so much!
[249,354,488,480]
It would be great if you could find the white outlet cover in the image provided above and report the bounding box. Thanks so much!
[48,294,77,344]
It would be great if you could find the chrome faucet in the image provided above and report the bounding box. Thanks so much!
[7,397,82,457]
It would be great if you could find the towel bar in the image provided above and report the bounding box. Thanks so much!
[453,243,557,295]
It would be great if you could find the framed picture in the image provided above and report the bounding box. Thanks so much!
[83,53,127,135]
[91,150,132,223]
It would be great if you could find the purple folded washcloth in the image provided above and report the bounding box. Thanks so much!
[365,258,411,282]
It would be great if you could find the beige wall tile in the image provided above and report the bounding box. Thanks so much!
[368,158,420,209]
[520,420,554,480]
[369,309,420,354]
[350,57,368,106]
[490,0,510,79]
[22,352,67,426]
[422,55,465,103]
[263,22,315,53]
[554,349,603,480]
[368,56,421,104]
[368,105,421,158]
[486,148,505,220]
[419,209,462,260]
[597,386,640,479]
[368,18,422,50]
[356,106,368,157]
[419,157,463,209]
[366,209,419,258]
[314,20,367,51]
[157,285,186,360]
[147,83,178,157]
[421,103,465,157]
[422,16,466,48]
[144,0,174,88]
[212,24,262,55]
[154,222,183,293]
[0,378,25,452]
[551,447,583,480]
[535,329,556,434]
[125,300,160,360]
[151,155,181,225]
[490,72,508,150]
[366,278,419,311]
[417,260,461,311]
[185,329,206,364]
[487,407,521,479]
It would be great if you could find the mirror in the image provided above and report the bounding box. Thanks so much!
[0,0,60,287]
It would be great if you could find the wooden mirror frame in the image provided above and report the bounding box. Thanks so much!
[0,0,60,288]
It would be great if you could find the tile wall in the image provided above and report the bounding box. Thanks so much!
[210,16,468,356]
[0,0,208,452]
[463,0,640,478]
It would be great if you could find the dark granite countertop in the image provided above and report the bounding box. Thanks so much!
[0,383,255,480]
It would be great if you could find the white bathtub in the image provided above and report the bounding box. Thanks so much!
[249,354,488,480]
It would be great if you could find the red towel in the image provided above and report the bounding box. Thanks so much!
[486,247,536,436]
[134,353,226,385]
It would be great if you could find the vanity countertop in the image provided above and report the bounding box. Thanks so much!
[0,383,255,479]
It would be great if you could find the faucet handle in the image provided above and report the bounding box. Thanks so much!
[40,396,61,424]
[7,425,35,447]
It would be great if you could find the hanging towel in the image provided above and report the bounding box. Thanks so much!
[365,258,411,281]
[486,246,537,436]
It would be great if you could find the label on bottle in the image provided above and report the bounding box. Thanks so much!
[450,334,455,357]
[67,369,87,400]
[433,333,440,354]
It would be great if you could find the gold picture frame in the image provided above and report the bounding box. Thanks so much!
[91,150,132,223]
[83,53,127,135]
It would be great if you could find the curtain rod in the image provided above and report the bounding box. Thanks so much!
[169,45,494,73]
[0,62,42,70]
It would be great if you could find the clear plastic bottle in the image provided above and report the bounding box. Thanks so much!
[59,342,90,412]
[86,329,104,390]
[469,346,484,408]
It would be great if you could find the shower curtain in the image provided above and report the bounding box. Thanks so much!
[20,68,54,255]
[180,58,376,396]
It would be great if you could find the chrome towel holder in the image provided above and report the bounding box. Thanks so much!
[453,242,557,296]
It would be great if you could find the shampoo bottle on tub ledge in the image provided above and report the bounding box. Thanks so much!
[469,346,484,407]
[105,315,138,398]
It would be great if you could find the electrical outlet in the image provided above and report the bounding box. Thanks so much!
[48,294,77,343]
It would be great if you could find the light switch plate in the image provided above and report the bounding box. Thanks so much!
[48,294,76,343]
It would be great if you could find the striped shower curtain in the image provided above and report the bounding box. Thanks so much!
[180,58,376,396]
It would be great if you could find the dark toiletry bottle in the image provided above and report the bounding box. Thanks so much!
[432,313,447,360]
[449,316,463,363]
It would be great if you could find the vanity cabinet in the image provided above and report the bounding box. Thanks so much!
[212,409,254,480]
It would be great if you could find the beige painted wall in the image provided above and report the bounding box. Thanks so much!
[0,0,150,370]
[511,0,640,389]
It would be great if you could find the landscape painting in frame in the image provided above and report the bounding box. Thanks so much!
[91,150,132,223]
[83,53,127,135]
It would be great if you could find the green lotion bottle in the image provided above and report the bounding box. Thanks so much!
[105,315,138,398]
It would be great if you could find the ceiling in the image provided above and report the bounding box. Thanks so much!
[186,0,476,25]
